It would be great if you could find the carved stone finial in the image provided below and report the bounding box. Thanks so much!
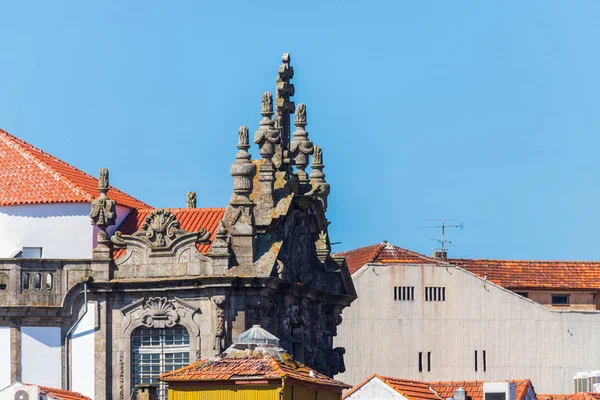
[274,53,295,169]
[90,168,116,259]
[261,92,273,115]
[98,167,109,191]
[141,297,179,328]
[186,191,197,208]
[290,104,314,186]
[308,145,330,210]
[230,126,255,200]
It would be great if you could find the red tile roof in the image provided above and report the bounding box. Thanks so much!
[160,354,350,389]
[26,384,91,400]
[335,241,440,275]
[430,380,532,400]
[450,259,600,290]
[344,376,532,400]
[113,207,225,258]
[537,394,600,400]
[0,129,149,209]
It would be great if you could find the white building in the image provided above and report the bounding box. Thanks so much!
[0,129,149,259]
[335,241,600,394]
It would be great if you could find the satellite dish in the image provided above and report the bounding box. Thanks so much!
[14,390,29,400]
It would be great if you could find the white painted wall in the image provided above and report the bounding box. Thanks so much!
[0,328,10,390]
[21,327,61,388]
[335,263,600,394]
[0,203,130,259]
[345,376,405,400]
[71,302,96,399]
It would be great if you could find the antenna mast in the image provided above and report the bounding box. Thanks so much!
[419,219,463,259]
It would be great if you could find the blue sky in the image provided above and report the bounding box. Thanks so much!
[1,1,599,260]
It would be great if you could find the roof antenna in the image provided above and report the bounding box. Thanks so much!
[419,219,463,260]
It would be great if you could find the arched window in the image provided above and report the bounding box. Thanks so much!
[34,273,41,290]
[131,326,189,400]
[0,273,7,291]
[22,273,30,291]
[46,273,53,291]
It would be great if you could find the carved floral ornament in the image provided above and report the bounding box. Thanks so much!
[111,209,211,255]
[120,297,201,336]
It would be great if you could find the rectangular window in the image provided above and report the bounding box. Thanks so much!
[425,286,446,302]
[394,286,415,301]
[21,247,42,258]
[483,350,487,372]
[418,352,423,372]
[552,294,570,306]
[427,352,431,372]
[475,350,478,371]
[515,292,529,298]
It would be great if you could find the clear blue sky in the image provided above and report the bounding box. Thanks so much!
[1,1,599,260]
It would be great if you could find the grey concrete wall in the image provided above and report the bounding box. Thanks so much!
[335,263,600,394]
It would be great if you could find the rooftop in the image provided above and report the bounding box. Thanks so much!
[0,129,149,209]
[340,241,600,291]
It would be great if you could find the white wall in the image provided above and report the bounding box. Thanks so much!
[0,203,130,259]
[71,302,96,399]
[0,328,10,390]
[335,263,600,394]
[21,327,61,388]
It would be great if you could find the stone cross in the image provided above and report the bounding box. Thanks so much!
[275,53,295,166]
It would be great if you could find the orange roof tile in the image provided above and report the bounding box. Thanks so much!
[113,207,225,258]
[343,376,533,400]
[430,380,532,400]
[160,354,350,389]
[450,259,600,290]
[537,394,600,400]
[0,129,149,209]
[26,384,90,400]
[335,241,441,275]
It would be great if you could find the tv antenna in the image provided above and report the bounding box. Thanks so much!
[419,219,463,255]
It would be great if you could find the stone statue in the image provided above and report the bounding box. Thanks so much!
[186,191,196,208]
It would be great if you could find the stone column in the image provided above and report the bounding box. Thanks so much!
[10,325,21,382]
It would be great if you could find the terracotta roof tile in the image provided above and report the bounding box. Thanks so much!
[537,394,600,400]
[25,384,90,400]
[113,207,226,259]
[160,354,350,389]
[430,380,532,400]
[335,241,441,275]
[0,129,149,209]
[450,259,600,290]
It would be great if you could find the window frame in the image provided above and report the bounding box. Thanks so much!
[551,294,570,306]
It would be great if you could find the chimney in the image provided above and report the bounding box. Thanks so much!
[432,250,448,260]
[454,387,466,400]
[136,384,158,400]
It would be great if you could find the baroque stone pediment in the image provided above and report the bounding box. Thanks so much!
[111,209,211,258]
[120,297,201,336]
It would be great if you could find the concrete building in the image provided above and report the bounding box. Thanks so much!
[334,241,600,394]
[160,325,350,400]
[0,54,356,400]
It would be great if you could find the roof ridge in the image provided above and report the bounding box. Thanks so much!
[0,129,93,201]
[369,242,387,263]
[334,242,385,256]
[450,258,600,264]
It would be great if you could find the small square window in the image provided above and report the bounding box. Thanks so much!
[552,294,569,306]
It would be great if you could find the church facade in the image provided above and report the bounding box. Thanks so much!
[0,54,356,400]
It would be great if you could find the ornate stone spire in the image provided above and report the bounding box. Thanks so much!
[230,126,255,200]
[308,145,331,210]
[274,53,295,169]
[254,92,280,216]
[186,191,197,208]
[227,125,256,267]
[90,168,116,259]
[290,104,314,188]
[208,220,231,274]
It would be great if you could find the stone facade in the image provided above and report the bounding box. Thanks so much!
[0,54,356,399]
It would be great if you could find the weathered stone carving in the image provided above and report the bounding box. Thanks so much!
[213,296,226,353]
[90,168,116,258]
[290,104,314,186]
[274,53,295,169]
[254,92,280,216]
[307,145,330,210]
[111,209,210,258]
[186,191,197,208]
[141,297,179,328]
[230,126,254,198]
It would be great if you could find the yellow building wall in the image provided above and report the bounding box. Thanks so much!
[168,384,281,400]
[282,383,342,400]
